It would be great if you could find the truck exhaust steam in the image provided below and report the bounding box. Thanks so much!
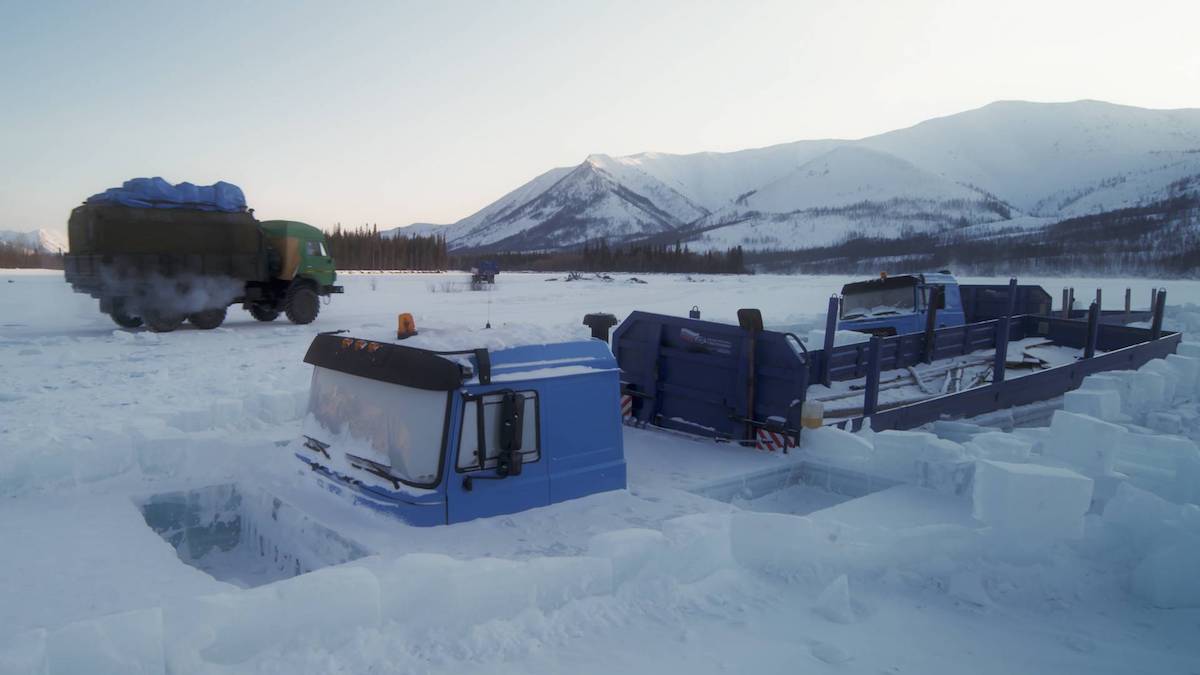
[97,269,244,317]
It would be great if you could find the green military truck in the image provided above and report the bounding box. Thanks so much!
[63,179,343,332]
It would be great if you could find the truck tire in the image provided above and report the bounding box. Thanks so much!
[144,310,184,333]
[110,307,143,329]
[284,284,319,325]
[189,308,227,330]
[248,304,280,322]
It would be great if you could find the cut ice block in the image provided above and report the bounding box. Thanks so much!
[1064,389,1122,422]
[1166,354,1199,397]
[588,528,665,585]
[872,430,939,482]
[1140,360,1179,403]
[1145,411,1183,435]
[1118,432,1199,472]
[1046,410,1127,476]
[972,459,1093,541]
[1132,535,1200,608]
[165,566,380,669]
[48,608,163,675]
[965,431,1033,462]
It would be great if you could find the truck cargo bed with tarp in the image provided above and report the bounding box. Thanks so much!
[84,176,248,213]
[61,177,341,332]
[64,204,269,296]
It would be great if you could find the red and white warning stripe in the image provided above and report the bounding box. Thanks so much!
[620,394,634,423]
[755,428,794,452]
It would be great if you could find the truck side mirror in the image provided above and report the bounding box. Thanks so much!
[497,392,525,476]
[498,446,523,477]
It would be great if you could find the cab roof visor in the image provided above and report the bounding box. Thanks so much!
[842,274,919,295]
[303,333,472,391]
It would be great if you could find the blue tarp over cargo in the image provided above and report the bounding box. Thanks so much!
[86,177,248,213]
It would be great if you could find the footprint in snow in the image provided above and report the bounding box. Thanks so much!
[810,641,853,665]
[1061,634,1096,653]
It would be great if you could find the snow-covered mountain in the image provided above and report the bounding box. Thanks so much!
[389,100,1200,252]
[399,156,708,250]
[0,228,68,254]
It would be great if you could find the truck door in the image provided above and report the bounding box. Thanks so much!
[940,284,965,326]
[300,239,336,287]
[920,284,965,328]
[446,390,550,524]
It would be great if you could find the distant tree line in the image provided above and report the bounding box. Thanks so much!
[325,224,449,270]
[0,243,63,269]
[453,239,748,274]
[750,195,1200,278]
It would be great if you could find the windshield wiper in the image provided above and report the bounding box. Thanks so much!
[346,452,402,490]
[302,435,330,459]
[842,312,866,320]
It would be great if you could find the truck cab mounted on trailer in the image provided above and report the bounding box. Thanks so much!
[838,272,1053,337]
[838,272,965,336]
[295,334,626,525]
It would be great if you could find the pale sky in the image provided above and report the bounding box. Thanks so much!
[2,0,1198,234]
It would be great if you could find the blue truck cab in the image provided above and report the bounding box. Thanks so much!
[294,334,626,525]
[837,272,966,336]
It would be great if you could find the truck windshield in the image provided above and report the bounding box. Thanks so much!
[303,367,447,487]
[842,284,916,319]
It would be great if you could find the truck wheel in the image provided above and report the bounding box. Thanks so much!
[110,308,143,329]
[144,310,184,333]
[189,308,227,330]
[248,304,280,322]
[284,285,319,324]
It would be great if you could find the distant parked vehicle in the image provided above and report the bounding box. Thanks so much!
[63,177,342,332]
[470,260,499,288]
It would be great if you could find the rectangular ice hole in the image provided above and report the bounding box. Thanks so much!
[692,462,899,516]
[137,483,370,588]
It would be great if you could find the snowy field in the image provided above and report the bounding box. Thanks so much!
[2,269,1200,674]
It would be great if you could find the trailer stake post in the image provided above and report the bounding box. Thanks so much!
[1151,288,1166,340]
[1095,288,1102,311]
[1061,288,1070,319]
[863,336,882,417]
[992,279,1017,387]
[822,295,838,386]
[923,286,940,365]
[992,320,1009,386]
[1125,288,1131,320]
[1084,302,1100,359]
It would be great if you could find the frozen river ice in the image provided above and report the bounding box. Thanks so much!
[1,269,1199,674]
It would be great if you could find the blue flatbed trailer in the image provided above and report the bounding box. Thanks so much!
[614,283,1175,446]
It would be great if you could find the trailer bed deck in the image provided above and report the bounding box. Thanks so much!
[809,337,1098,420]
